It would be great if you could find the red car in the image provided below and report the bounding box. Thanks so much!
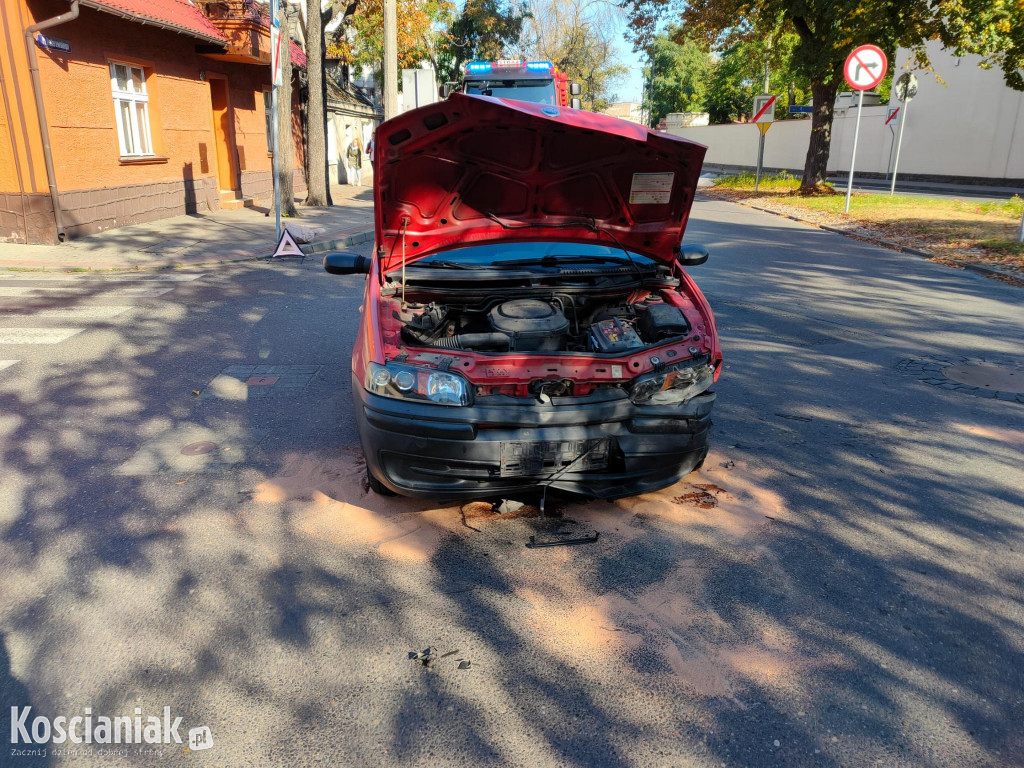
[325,94,721,500]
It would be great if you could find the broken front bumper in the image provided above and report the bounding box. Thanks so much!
[353,378,715,500]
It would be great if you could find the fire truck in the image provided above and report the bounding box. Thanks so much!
[448,60,582,109]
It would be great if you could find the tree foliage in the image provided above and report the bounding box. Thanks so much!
[645,29,714,125]
[432,0,530,85]
[523,0,628,111]
[327,0,454,73]
[622,0,1024,190]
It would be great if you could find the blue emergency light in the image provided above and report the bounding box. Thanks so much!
[465,62,492,74]
[526,61,553,71]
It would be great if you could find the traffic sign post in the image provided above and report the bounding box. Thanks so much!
[270,0,282,242]
[752,94,776,192]
[890,72,918,197]
[842,44,887,213]
[884,107,899,181]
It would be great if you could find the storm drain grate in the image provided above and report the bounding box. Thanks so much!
[200,365,321,400]
[896,356,1024,403]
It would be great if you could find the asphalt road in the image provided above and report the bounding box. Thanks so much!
[0,198,1022,768]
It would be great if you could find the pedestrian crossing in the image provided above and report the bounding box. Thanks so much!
[0,272,204,367]
[0,286,175,297]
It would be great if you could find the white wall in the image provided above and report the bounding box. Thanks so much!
[667,41,1024,181]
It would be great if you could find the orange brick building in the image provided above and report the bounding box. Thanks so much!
[0,0,306,244]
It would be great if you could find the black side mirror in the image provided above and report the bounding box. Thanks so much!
[679,244,709,267]
[570,97,582,110]
[569,82,581,96]
[323,252,371,275]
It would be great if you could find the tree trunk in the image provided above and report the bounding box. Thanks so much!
[277,6,298,216]
[304,2,330,207]
[800,78,839,191]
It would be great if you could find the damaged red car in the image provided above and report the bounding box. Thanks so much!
[324,94,721,500]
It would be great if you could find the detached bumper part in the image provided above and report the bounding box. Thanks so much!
[355,380,714,499]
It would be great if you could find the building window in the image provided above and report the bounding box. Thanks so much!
[264,90,273,151]
[109,62,152,157]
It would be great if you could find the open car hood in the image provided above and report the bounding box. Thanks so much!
[373,94,707,272]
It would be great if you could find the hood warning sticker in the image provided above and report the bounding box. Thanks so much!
[629,172,674,204]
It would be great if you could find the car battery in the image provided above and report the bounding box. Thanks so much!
[589,317,643,353]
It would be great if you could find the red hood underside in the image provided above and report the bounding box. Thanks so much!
[373,94,707,272]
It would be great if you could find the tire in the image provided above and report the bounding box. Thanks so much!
[366,468,396,496]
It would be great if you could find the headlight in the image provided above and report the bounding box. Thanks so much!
[365,362,471,406]
[629,360,714,405]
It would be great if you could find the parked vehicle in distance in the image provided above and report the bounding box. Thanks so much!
[325,93,720,500]
[445,59,582,109]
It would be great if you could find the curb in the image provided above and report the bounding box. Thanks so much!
[0,229,376,274]
[702,193,1023,284]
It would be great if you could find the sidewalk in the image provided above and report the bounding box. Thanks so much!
[0,182,375,272]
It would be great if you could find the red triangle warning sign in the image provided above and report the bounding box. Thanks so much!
[273,228,305,258]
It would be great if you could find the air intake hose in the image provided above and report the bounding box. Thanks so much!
[402,326,512,351]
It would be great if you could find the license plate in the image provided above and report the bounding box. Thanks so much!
[499,438,610,477]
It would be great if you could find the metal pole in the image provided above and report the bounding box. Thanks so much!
[844,88,864,213]
[383,0,398,120]
[271,0,281,241]
[755,52,769,193]
[886,125,895,181]
[890,99,908,197]
[1018,205,1024,244]
[755,130,765,192]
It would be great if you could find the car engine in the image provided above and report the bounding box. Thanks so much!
[398,294,691,354]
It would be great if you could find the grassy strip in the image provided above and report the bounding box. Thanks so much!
[709,173,1024,263]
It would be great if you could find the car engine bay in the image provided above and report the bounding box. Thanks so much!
[396,292,695,354]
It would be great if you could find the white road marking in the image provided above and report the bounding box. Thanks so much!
[0,286,174,297]
[0,360,19,370]
[0,329,83,344]
[0,273,204,282]
[5,305,133,320]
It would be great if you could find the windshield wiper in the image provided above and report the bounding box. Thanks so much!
[502,255,640,267]
[484,211,646,279]
[407,260,475,269]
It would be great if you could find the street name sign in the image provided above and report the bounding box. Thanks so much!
[844,45,887,91]
[789,105,813,114]
[34,33,71,53]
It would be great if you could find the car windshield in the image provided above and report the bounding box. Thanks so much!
[407,242,658,269]
[463,79,556,105]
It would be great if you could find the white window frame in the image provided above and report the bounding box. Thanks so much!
[109,62,153,157]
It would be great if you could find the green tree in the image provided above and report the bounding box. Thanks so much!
[698,32,809,124]
[645,29,715,125]
[524,0,628,111]
[624,0,1024,191]
[432,0,530,85]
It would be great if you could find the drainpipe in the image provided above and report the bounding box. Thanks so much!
[24,0,79,242]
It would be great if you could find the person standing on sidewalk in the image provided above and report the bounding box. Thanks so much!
[346,137,363,187]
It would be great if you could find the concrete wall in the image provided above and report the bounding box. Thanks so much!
[668,40,1024,183]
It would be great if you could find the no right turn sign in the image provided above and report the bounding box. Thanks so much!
[844,45,887,91]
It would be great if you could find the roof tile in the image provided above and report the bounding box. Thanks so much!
[82,0,227,45]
